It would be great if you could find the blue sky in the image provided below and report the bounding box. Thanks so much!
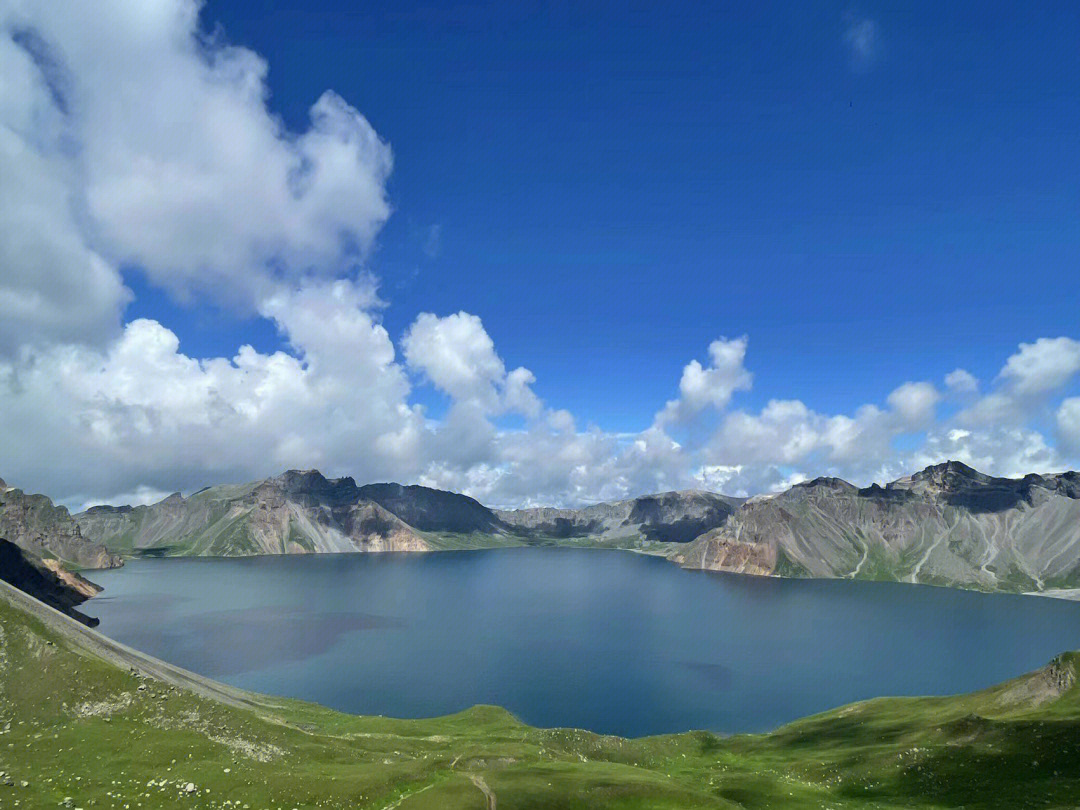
[2,0,1079,506]
[145,0,1080,429]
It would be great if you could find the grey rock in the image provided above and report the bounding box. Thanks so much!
[673,461,1080,593]
[0,478,120,569]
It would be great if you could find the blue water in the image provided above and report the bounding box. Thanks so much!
[84,548,1080,737]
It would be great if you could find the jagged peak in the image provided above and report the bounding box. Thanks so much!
[275,468,330,484]
[631,489,736,503]
[358,481,483,502]
[792,476,857,492]
[82,503,135,515]
[911,459,985,481]
[270,468,358,494]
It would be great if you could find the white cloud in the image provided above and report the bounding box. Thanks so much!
[402,311,540,417]
[0,29,131,352]
[0,310,1078,508]
[0,279,426,501]
[0,1,1077,511]
[1058,398,1080,452]
[694,464,744,495]
[997,337,1080,396]
[944,368,978,395]
[423,224,442,259]
[74,485,174,515]
[1,0,393,340]
[656,336,752,425]
[886,381,940,428]
[910,426,1059,480]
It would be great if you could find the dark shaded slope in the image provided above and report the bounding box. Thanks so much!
[0,538,102,625]
[358,482,507,534]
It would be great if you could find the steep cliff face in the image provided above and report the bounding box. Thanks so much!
[674,462,1080,593]
[496,490,742,544]
[358,482,507,534]
[76,471,433,557]
[0,538,102,625]
[0,478,121,570]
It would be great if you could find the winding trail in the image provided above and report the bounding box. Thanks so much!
[379,784,432,809]
[910,533,946,583]
[849,539,868,578]
[469,774,497,810]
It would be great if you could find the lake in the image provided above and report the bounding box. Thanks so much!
[85,547,1080,737]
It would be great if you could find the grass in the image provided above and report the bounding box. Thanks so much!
[421,532,526,551]
[1,580,1079,809]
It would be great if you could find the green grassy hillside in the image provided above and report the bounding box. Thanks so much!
[1,578,1077,809]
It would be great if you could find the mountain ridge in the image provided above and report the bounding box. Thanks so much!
[673,460,1080,592]
[25,459,1079,595]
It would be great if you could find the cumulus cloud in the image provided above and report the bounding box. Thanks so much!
[0,0,1077,510]
[887,381,940,429]
[402,311,540,417]
[944,368,979,395]
[997,337,1080,396]
[0,282,430,503]
[656,336,752,425]
[0,26,131,351]
[1,0,393,343]
[1,307,1079,507]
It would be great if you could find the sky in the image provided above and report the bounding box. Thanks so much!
[1,0,1079,510]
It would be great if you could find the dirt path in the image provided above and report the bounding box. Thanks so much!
[910,532,946,583]
[469,774,497,810]
[849,538,868,578]
[379,784,433,810]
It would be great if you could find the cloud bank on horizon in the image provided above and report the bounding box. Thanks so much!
[2,0,1079,510]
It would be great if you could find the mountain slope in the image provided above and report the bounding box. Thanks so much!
[0,477,121,569]
[70,461,1080,594]
[76,471,432,557]
[359,482,507,533]
[496,489,743,544]
[673,461,1080,593]
[76,479,743,558]
[0,538,102,625]
[2,575,1079,808]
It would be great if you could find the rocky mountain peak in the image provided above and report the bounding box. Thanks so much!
[792,476,858,493]
[911,460,987,487]
[274,468,331,488]
[269,470,360,503]
[0,479,121,570]
[82,503,135,515]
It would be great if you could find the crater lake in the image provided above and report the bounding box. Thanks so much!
[85,547,1080,737]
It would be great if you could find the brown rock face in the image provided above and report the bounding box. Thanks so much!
[675,528,775,576]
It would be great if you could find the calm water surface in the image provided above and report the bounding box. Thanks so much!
[85,548,1080,737]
